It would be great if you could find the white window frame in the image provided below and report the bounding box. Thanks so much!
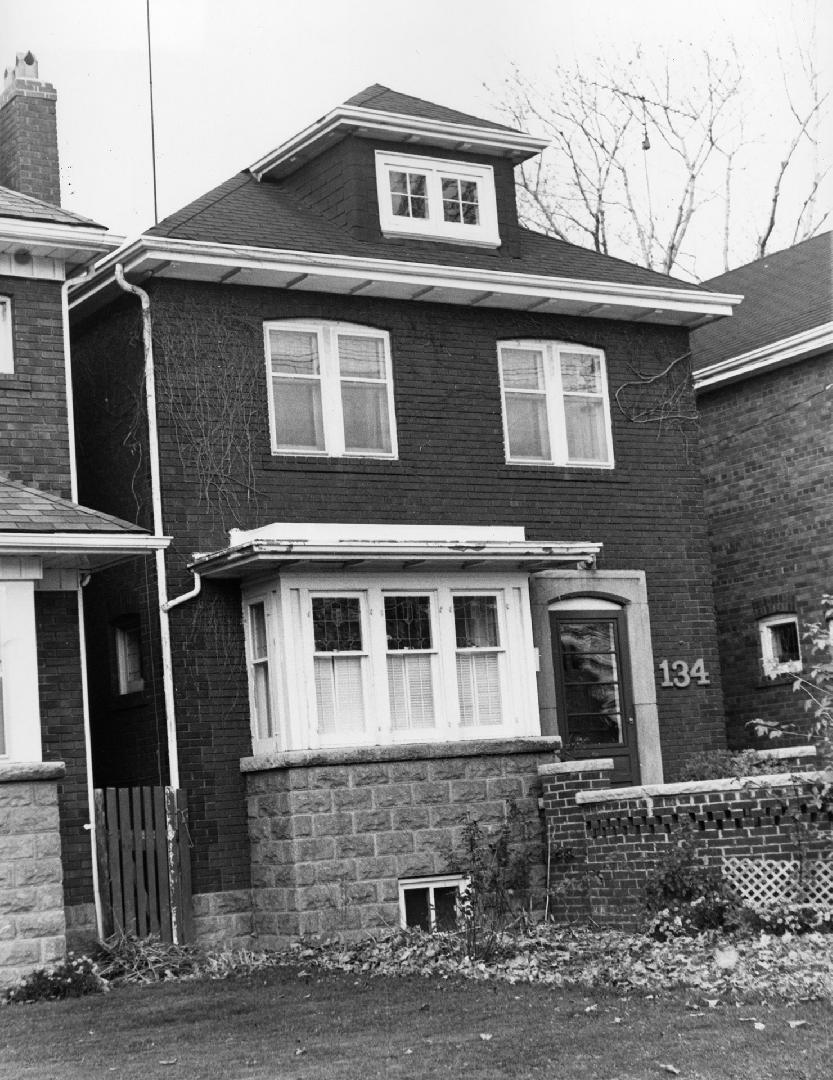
[263,320,398,459]
[0,580,42,762]
[0,296,13,374]
[243,570,539,754]
[399,874,468,931]
[375,151,500,247]
[245,595,279,747]
[114,621,145,695]
[498,340,615,468]
[758,613,802,678]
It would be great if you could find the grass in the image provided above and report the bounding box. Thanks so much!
[1,965,831,1080]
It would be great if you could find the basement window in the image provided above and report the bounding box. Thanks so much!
[758,614,801,678]
[399,875,467,931]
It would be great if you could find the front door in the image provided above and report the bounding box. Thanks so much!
[550,608,640,785]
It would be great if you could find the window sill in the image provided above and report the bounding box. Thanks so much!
[756,672,802,689]
[241,734,562,774]
[111,690,149,710]
[0,760,65,782]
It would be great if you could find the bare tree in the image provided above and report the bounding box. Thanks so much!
[496,24,830,279]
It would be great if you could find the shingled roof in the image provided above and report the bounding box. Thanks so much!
[0,476,146,533]
[0,184,103,229]
[344,83,520,133]
[146,171,703,295]
[692,232,833,370]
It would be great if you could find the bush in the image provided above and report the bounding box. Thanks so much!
[678,748,774,782]
[645,833,742,938]
[4,954,107,1004]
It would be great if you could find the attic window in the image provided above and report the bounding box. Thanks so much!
[375,151,499,247]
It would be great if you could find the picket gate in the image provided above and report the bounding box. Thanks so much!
[94,786,193,944]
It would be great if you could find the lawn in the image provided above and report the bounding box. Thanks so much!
[2,966,831,1080]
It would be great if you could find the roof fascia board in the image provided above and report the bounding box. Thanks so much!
[0,533,171,554]
[250,106,548,179]
[70,237,742,319]
[0,216,121,254]
[694,321,833,391]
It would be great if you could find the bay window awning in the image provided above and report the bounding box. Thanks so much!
[189,523,602,579]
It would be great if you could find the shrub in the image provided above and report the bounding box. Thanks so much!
[4,954,107,1004]
[645,833,742,938]
[678,748,773,782]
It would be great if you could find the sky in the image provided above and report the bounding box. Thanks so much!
[1,0,831,280]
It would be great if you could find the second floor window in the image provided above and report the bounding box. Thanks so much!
[0,297,13,374]
[264,320,397,457]
[498,340,614,467]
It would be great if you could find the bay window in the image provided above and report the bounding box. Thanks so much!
[264,321,397,457]
[498,340,614,467]
[243,571,538,753]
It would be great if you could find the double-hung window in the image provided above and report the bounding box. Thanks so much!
[244,572,538,753]
[498,341,614,467]
[264,320,397,457]
[0,296,13,374]
[375,151,500,247]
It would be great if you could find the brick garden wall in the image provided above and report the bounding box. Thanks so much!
[0,766,67,991]
[697,350,833,748]
[541,750,832,929]
[243,739,560,943]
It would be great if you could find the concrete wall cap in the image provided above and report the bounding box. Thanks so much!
[538,758,615,776]
[574,769,828,805]
[0,760,65,782]
[241,736,563,773]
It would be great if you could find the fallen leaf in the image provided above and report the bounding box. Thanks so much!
[158,1061,177,1067]
[295,1047,307,1056]
[705,999,720,1008]
[613,1016,622,1024]
[754,1022,766,1031]
[479,1033,493,1041]
[658,1065,680,1075]
[787,1020,809,1029]
[584,1003,598,1013]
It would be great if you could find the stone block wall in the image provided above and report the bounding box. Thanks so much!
[541,748,831,929]
[242,738,561,945]
[0,765,67,991]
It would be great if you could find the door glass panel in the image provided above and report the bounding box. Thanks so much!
[557,617,624,746]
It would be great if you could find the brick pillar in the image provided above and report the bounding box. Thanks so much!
[538,759,615,922]
[0,52,61,206]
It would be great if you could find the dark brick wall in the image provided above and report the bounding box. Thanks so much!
[0,77,60,206]
[36,590,92,907]
[0,274,71,497]
[72,277,727,894]
[697,351,833,748]
[280,135,520,253]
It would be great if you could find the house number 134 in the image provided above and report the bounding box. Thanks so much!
[658,658,710,687]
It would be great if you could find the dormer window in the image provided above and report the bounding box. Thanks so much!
[375,151,500,247]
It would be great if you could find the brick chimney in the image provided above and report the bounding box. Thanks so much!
[0,51,61,206]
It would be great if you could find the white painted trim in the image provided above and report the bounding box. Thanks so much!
[0,295,13,373]
[77,584,104,939]
[70,237,742,322]
[398,873,468,930]
[0,580,42,762]
[694,321,833,391]
[0,217,122,261]
[229,523,526,545]
[758,613,802,678]
[0,533,170,554]
[574,770,828,805]
[249,104,548,178]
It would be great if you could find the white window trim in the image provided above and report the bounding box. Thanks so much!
[399,874,468,931]
[0,296,13,374]
[758,613,802,678]
[375,150,500,247]
[263,319,398,459]
[0,580,42,762]
[115,623,145,695]
[498,340,615,468]
[243,570,539,754]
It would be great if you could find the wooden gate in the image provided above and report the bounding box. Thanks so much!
[94,786,194,943]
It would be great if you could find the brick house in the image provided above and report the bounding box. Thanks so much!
[69,85,740,944]
[692,232,833,749]
[0,53,165,990]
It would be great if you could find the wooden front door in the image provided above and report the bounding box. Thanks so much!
[550,609,640,785]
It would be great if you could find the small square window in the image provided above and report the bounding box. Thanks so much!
[399,875,467,931]
[0,297,13,374]
[758,614,802,678]
[114,619,145,695]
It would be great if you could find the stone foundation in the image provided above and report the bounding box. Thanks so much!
[0,763,67,990]
[64,902,98,954]
[192,889,255,949]
[243,737,561,945]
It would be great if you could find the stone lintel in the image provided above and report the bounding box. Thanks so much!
[538,758,615,777]
[574,769,827,806]
[0,760,65,783]
[242,736,563,774]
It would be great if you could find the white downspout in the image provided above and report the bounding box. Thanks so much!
[61,272,88,504]
[113,264,180,789]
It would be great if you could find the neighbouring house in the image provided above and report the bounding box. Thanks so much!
[68,84,741,945]
[0,52,166,991]
[692,232,833,749]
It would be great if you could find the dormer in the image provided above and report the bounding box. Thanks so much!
[249,85,547,248]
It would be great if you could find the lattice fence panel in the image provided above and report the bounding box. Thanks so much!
[723,857,833,910]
